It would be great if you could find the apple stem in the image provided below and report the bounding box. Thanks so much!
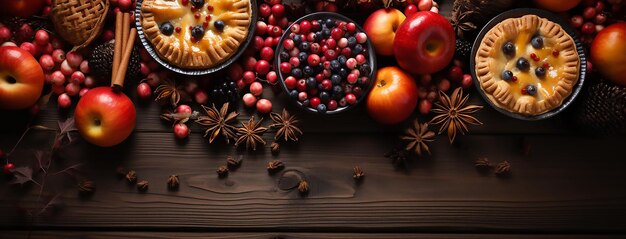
[377,79,387,88]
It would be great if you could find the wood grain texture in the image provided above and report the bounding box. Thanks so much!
[3,231,625,239]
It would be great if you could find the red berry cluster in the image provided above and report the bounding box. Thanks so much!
[136,47,167,100]
[311,0,339,12]
[569,0,625,45]
[226,0,290,114]
[416,59,473,115]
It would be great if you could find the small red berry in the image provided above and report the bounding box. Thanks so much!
[552,49,560,57]
[310,97,321,108]
[404,4,418,17]
[250,81,263,96]
[242,93,256,107]
[57,93,72,109]
[207,5,214,11]
[3,163,15,174]
[256,99,272,114]
[307,54,321,66]
[345,93,357,105]
[259,4,271,18]
[284,76,297,89]
[271,4,285,18]
[331,28,344,40]
[300,20,311,34]
[266,71,278,84]
[583,7,596,20]
[260,46,274,61]
[243,71,256,84]
[255,60,270,76]
[419,99,432,115]
[176,104,192,114]
[581,22,595,35]
[174,124,190,139]
[34,30,49,46]
[279,62,291,73]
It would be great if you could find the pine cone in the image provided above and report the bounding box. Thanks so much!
[575,78,626,135]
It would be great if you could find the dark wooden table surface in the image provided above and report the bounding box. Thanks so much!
[2,1,626,238]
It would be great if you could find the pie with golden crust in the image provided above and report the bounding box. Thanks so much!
[141,0,251,69]
[475,15,580,116]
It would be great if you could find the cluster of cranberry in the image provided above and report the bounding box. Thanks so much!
[569,0,625,45]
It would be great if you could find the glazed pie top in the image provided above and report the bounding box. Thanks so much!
[141,0,251,69]
[475,15,580,116]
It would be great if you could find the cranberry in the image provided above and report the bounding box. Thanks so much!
[79,88,90,97]
[174,124,189,139]
[280,62,291,73]
[69,71,85,85]
[595,13,606,25]
[583,7,596,20]
[356,32,367,44]
[289,56,300,67]
[256,99,272,114]
[266,71,278,84]
[60,60,74,76]
[307,54,320,66]
[80,60,90,74]
[50,71,65,86]
[194,90,208,104]
[260,46,274,61]
[66,52,83,69]
[310,97,321,108]
[461,74,473,88]
[243,71,256,84]
[39,54,55,71]
[298,92,308,101]
[570,15,584,28]
[256,21,268,35]
[309,43,321,54]
[140,62,151,76]
[290,24,300,34]
[34,30,49,46]
[270,26,282,37]
[137,82,152,99]
[311,20,321,31]
[84,76,96,88]
[355,54,366,65]
[283,38,295,50]
[419,99,432,114]
[284,76,297,89]
[346,58,357,70]
[321,79,332,91]
[346,73,358,84]
[242,93,256,107]
[582,22,595,35]
[0,26,11,42]
[57,93,72,109]
[341,48,352,57]
[296,79,307,91]
[331,28,344,40]
[264,36,274,47]
[248,81,263,96]
[326,38,337,48]
[20,42,37,56]
[271,4,285,18]
[3,163,14,174]
[243,56,257,70]
[345,93,357,105]
[346,22,357,33]
[176,104,192,114]
[338,38,348,48]
[327,100,338,110]
[65,83,80,96]
[289,47,300,57]
[300,20,311,34]
[405,4,418,17]
[324,49,337,60]
[448,66,463,82]
[438,79,451,92]
[259,4,271,17]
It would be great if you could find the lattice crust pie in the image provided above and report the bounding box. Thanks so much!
[141,0,251,69]
[475,15,580,116]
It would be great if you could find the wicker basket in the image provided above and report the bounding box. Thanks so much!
[51,0,109,51]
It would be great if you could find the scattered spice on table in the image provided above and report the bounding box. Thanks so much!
[226,155,242,169]
[271,142,280,155]
[235,116,268,151]
[495,160,511,177]
[430,87,483,144]
[298,180,309,196]
[78,180,95,195]
[385,147,410,168]
[137,180,149,191]
[125,170,137,183]
[353,166,365,181]
[270,109,302,142]
[267,160,285,174]
[216,165,229,178]
[196,103,239,144]
[401,119,435,156]
[154,78,181,107]
[475,157,492,171]
[167,175,179,190]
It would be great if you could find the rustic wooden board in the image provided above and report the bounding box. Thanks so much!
[3,231,625,239]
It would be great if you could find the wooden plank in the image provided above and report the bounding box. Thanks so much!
[1,132,625,232]
[2,231,624,239]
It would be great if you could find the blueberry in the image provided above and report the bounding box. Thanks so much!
[516,57,530,71]
[325,19,335,28]
[338,55,347,66]
[299,42,310,51]
[317,103,327,113]
[535,67,546,78]
[315,32,323,41]
[333,85,343,94]
[322,28,331,38]
[279,51,289,61]
[344,84,353,94]
[331,74,342,85]
[306,77,317,88]
[526,85,537,95]
[160,22,174,35]
[320,91,330,103]
[293,35,302,45]
[191,25,205,39]
[501,70,513,81]
[359,63,371,75]
[338,68,348,78]
[190,0,205,8]
[502,41,515,55]
[353,44,363,54]
[291,68,303,78]
[303,66,314,76]
[330,60,341,71]
[289,89,299,99]
[347,37,357,47]
[214,20,225,31]
[298,52,308,62]
[531,36,543,49]
[332,91,343,100]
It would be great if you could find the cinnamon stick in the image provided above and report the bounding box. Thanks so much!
[112,12,123,83]
[122,13,130,51]
[112,28,137,88]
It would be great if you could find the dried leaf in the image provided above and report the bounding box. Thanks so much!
[10,167,35,186]
[58,118,78,144]
[38,193,63,215]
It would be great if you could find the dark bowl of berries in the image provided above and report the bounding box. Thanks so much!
[275,12,377,115]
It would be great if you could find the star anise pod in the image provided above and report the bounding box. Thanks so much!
[196,103,239,144]
[137,180,149,191]
[270,109,302,142]
[384,147,410,168]
[401,119,435,156]
[235,116,268,151]
[125,170,137,183]
[167,175,179,190]
[154,78,181,107]
[78,180,95,194]
[298,180,309,195]
[353,166,364,181]
[270,142,280,155]
[216,165,229,178]
[495,160,511,177]
[430,87,483,144]
[267,160,284,173]
[475,157,492,171]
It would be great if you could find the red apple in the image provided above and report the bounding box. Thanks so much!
[74,87,136,147]
[591,22,626,87]
[363,8,406,56]
[366,66,418,124]
[0,0,46,18]
[533,0,581,12]
[0,46,44,110]
[393,11,455,75]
